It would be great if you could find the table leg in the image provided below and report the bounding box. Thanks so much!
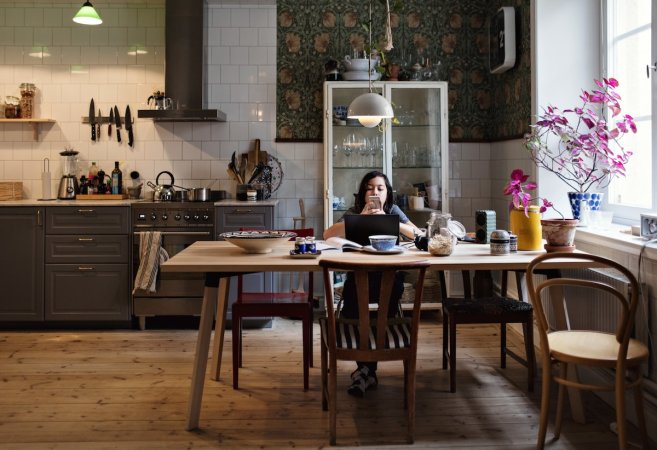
[186,274,222,431]
[210,276,231,381]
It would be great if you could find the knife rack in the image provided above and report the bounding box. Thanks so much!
[81,117,132,125]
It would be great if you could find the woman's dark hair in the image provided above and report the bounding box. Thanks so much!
[354,170,394,213]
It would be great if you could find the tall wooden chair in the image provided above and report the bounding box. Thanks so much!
[526,253,649,450]
[232,228,315,391]
[439,270,535,393]
[319,258,430,445]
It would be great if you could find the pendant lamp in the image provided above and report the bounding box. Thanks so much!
[73,1,103,25]
[347,0,394,128]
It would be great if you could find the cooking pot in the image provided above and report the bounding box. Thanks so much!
[190,187,211,202]
[147,170,176,201]
[174,189,191,202]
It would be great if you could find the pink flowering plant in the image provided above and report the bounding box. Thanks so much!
[504,169,564,218]
[524,77,636,193]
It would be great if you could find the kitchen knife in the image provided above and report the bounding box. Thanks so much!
[89,98,96,141]
[113,105,122,143]
[96,109,101,139]
[125,105,134,147]
[108,107,113,137]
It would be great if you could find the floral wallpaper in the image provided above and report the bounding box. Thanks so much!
[276,0,531,142]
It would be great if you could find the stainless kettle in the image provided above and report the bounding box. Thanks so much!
[147,171,176,201]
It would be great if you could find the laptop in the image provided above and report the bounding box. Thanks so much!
[344,214,400,246]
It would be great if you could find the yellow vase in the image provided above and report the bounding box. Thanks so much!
[509,206,543,250]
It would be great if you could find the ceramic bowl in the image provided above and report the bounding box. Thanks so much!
[343,58,378,72]
[369,235,397,251]
[221,231,297,254]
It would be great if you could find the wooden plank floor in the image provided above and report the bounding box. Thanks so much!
[0,316,643,449]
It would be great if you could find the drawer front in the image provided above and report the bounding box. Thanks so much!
[216,206,273,234]
[46,207,129,235]
[44,264,130,321]
[46,235,129,263]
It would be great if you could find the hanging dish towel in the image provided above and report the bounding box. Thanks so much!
[133,231,169,294]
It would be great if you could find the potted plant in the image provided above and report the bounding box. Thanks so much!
[504,169,578,252]
[524,77,637,219]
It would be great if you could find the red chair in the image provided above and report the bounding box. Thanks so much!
[232,228,315,390]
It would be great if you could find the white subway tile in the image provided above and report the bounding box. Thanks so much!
[239,65,258,84]
[108,28,128,46]
[210,46,230,65]
[144,141,164,160]
[230,85,249,103]
[192,123,213,142]
[173,160,192,179]
[52,28,71,46]
[43,7,62,27]
[14,27,32,46]
[34,27,52,46]
[258,28,275,46]
[162,141,182,159]
[173,122,193,141]
[191,160,211,179]
[229,122,248,141]
[6,8,25,27]
[230,47,249,65]
[220,65,239,84]
[230,9,250,27]
[182,141,202,160]
[220,28,239,46]
[239,28,259,47]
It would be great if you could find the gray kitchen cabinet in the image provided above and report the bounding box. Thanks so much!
[44,264,129,320]
[215,204,275,322]
[44,207,131,322]
[0,207,44,321]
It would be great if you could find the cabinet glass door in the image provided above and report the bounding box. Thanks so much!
[326,84,385,225]
[386,83,448,214]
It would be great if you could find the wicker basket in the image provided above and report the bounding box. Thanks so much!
[0,182,23,200]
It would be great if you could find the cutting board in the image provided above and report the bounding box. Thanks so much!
[76,194,128,200]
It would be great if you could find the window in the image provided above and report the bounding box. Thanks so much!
[603,0,656,222]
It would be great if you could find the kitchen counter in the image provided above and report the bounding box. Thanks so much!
[0,199,136,206]
[0,198,280,207]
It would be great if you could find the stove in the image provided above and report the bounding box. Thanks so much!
[132,201,215,329]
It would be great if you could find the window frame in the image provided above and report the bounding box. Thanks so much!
[601,0,657,225]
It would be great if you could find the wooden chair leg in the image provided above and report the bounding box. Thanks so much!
[442,310,448,370]
[232,311,240,390]
[524,320,535,392]
[321,336,328,411]
[537,361,552,450]
[238,314,243,368]
[329,356,338,445]
[406,357,417,444]
[403,360,409,409]
[449,317,457,393]
[308,304,314,368]
[500,321,507,369]
[615,367,628,450]
[302,312,310,391]
[554,363,567,439]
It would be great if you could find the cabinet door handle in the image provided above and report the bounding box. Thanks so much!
[232,209,253,213]
[77,266,95,271]
[37,209,42,226]
[78,237,95,242]
[77,209,95,213]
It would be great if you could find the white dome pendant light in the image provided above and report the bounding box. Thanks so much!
[73,1,103,25]
[347,0,394,128]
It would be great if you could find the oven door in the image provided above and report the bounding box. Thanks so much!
[132,230,213,298]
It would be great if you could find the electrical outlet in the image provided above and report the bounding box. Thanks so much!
[640,213,657,239]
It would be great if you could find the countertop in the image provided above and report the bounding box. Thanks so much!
[0,198,279,207]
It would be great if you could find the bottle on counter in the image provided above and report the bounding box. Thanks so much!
[111,161,122,194]
[88,162,99,193]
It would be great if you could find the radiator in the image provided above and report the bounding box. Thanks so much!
[535,267,651,377]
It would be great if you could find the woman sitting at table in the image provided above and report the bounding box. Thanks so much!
[323,170,422,397]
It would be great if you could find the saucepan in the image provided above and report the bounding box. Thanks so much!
[190,187,211,202]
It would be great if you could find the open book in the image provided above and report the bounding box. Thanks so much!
[317,237,363,252]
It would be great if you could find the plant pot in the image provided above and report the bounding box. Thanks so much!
[568,192,604,220]
[540,218,579,252]
[509,206,542,250]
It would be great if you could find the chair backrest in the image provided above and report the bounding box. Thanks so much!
[320,258,430,354]
[526,253,640,357]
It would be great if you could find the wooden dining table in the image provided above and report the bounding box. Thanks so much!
[161,240,595,431]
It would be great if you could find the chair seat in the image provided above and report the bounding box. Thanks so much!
[443,296,533,316]
[319,317,412,350]
[549,330,650,366]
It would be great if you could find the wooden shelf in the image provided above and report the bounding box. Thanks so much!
[0,118,56,141]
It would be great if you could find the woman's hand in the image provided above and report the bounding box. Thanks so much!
[360,203,384,215]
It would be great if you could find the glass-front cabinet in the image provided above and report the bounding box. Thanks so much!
[323,81,449,227]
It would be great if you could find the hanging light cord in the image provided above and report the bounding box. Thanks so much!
[367,0,373,94]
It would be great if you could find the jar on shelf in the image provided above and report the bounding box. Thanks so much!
[4,96,20,119]
[19,83,36,119]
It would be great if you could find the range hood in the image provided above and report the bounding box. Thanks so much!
[138,0,226,122]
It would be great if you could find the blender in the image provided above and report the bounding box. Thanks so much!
[57,149,79,200]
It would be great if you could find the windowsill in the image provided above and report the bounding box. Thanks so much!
[575,224,657,260]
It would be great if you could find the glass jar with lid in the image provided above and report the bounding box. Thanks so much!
[4,95,20,119]
[19,83,36,118]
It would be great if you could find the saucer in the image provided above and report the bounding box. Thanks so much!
[361,245,405,255]
[342,71,382,81]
